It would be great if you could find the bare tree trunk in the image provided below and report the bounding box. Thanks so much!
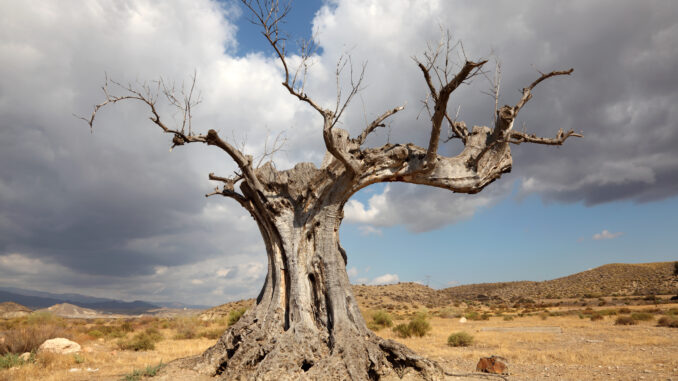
[186,176,442,380]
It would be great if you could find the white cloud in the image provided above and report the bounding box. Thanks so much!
[345,183,507,232]
[347,267,359,278]
[593,229,623,240]
[358,225,383,236]
[216,268,231,277]
[370,273,399,285]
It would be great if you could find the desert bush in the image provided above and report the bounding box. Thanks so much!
[87,329,104,339]
[0,325,66,355]
[118,328,163,351]
[371,310,393,328]
[227,308,248,327]
[392,323,412,338]
[539,312,549,320]
[480,313,491,321]
[122,362,165,381]
[657,316,678,328]
[615,316,637,325]
[464,311,479,321]
[120,321,134,332]
[618,307,631,314]
[391,312,431,338]
[26,311,62,326]
[0,353,26,369]
[408,312,431,337]
[447,331,474,347]
[630,312,654,321]
[590,313,604,321]
[502,315,514,321]
[438,308,458,319]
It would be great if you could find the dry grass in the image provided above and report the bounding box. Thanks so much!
[1,302,677,380]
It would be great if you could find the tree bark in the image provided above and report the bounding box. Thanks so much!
[183,166,443,380]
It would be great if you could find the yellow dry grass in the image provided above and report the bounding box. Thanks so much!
[1,303,677,380]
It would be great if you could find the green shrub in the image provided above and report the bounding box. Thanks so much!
[392,323,412,338]
[615,316,637,325]
[87,329,104,339]
[227,308,248,327]
[447,331,474,347]
[630,312,653,321]
[408,312,431,337]
[464,311,479,321]
[371,310,393,329]
[118,328,163,351]
[122,362,165,381]
[0,353,25,369]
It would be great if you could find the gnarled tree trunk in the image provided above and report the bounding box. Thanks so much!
[84,2,580,379]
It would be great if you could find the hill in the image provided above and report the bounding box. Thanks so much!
[441,261,678,301]
[36,303,101,318]
[200,262,678,319]
[0,301,31,318]
[0,288,159,314]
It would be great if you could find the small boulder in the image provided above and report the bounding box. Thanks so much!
[459,317,467,323]
[19,352,31,361]
[476,355,508,374]
[38,338,81,354]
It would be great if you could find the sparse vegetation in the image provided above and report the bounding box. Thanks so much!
[447,331,474,347]
[590,313,604,321]
[657,316,678,328]
[0,353,26,369]
[615,316,638,325]
[367,310,393,331]
[0,325,66,355]
[117,328,164,351]
[121,362,165,381]
[630,312,654,321]
[227,307,248,326]
[392,312,431,338]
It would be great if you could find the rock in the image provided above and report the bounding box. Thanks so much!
[476,356,508,375]
[459,317,467,323]
[19,352,31,361]
[38,338,81,354]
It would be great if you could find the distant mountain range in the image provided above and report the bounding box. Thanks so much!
[0,286,210,314]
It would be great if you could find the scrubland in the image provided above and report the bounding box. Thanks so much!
[1,300,677,380]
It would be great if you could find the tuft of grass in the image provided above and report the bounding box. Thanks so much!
[657,316,678,328]
[121,362,165,381]
[0,353,26,369]
[615,316,637,325]
[630,312,654,321]
[447,331,474,347]
[26,311,62,326]
[227,308,248,327]
[502,315,514,321]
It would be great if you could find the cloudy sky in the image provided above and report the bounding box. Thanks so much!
[1,0,676,306]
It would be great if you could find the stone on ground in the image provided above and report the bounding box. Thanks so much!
[38,338,81,354]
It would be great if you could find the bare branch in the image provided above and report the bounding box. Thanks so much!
[514,68,573,114]
[508,129,583,145]
[354,104,406,146]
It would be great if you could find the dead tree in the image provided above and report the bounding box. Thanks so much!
[82,1,580,379]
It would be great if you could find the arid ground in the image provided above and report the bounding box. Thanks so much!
[2,262,677,380]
